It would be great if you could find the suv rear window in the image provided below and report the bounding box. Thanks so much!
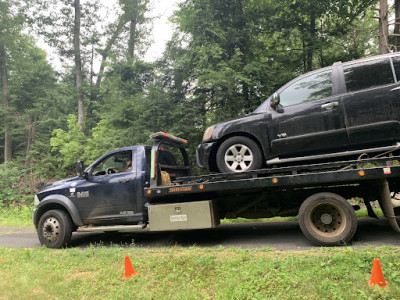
[344,58,394,92]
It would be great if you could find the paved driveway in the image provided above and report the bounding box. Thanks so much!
[0,217,399,250]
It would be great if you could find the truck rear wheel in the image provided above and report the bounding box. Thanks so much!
[38,209,73,248]
[298,193,357,246]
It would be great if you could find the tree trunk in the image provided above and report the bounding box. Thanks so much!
[74,0,85,127]
[128,0,139,59]
[395,0,400,51]
[96,17,129,88]
[306,10,316,71]
[379,0,390,54]
[0,40,12,163]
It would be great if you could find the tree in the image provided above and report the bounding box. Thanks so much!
[379,0,390,54]
[0,0,25,163]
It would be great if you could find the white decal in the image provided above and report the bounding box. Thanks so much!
[170,214,188,222]
[383,167,391,175]
[77,191,90,198]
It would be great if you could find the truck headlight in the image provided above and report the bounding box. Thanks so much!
[34,195,40,208]
[202,126,215,142]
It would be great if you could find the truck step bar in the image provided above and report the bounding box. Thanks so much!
[266,143,400,165]
[76,224,146,232]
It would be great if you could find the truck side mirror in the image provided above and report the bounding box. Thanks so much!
[76,161,88,179]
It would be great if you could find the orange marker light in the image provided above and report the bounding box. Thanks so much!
[199,185,204,190]
[359,171,365,177]
[147,190,152,195]
[272,178,278,184]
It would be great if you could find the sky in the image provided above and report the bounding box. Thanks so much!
[144,0,183,61]
[39,0,183,70]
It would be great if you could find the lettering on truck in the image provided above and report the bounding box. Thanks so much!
[169,186,192,193]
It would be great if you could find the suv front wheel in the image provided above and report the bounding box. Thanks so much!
[216,136,262,173]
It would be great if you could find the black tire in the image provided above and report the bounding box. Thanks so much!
[37,209,73,248]
[216,136,263,173]
[298,193,357,246]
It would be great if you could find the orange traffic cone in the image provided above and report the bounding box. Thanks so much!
[121,255,139,279]
[368,258,389,289]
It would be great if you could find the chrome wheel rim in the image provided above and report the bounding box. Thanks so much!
[310,203,346,237]
[224,144,254,172]
[42,217,61,243]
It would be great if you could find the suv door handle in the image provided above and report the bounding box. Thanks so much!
[321,102,339,110]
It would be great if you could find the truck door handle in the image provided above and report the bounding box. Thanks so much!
[321,102,339,110]
[118,179,131,184]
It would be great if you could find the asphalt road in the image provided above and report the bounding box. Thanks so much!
[1,217,400,250]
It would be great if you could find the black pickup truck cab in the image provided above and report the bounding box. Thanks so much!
[33,133,193,248]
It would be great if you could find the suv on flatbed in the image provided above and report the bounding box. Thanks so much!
[197,52,400,173]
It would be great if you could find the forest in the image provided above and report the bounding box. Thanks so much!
[0,0,398,207]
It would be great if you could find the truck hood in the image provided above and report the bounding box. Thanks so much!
[38,176,81,193]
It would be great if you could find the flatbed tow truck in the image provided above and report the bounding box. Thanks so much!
[33,132,400,248]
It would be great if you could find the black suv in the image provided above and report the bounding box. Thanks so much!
[197,52,400,173]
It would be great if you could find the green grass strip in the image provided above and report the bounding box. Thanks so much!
[0,246,399,299]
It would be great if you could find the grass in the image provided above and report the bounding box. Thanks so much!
[0,246,400,299]
[0,205,34,228]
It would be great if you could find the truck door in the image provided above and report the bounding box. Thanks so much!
[269,68,349,156]
[72,149,139,225]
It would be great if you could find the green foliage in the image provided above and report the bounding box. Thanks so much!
[50,115,86,171]
[50,115,122,172]
[0,205,33,227]
[1,246,400,299]
[0,162,31,206]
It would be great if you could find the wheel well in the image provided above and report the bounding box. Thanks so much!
[209,133,265,172]
[34,204,74,229]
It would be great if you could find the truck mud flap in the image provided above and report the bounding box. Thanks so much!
[377,179,400,233]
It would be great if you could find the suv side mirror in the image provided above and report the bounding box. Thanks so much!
[270,93,280,108]
[270,93,284,113]
[76,161,88,179]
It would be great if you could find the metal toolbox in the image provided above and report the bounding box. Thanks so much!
[148,200,219,231]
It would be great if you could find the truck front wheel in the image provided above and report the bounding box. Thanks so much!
[298,193,357,246]
[38,209,73,248]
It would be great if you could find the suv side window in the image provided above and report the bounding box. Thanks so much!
[344,58,394,92]
[279,70,333,107]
